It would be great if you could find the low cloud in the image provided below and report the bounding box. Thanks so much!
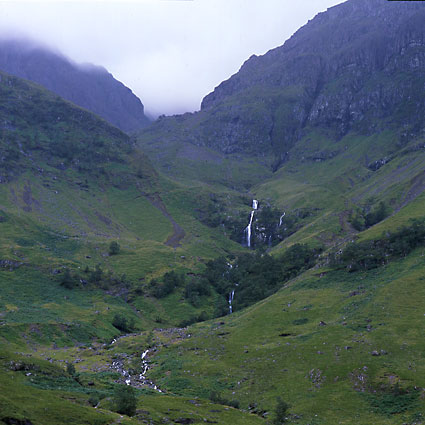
[0,0,341,117]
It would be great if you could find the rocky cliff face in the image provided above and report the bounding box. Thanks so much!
[0,39,150,133]
[142,0,425,167]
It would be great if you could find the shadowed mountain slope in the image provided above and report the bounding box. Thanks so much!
[139,0,424,166]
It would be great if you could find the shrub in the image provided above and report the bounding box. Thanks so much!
[112,313,135,333]
[153,271,185,298]
[113,385,137,416]
[89,264,103,283]
[204,245,318,313]
[332,219,425,271]
[349,200,389,231]
[66,362,76,376]
[184,277,211,306]
[88,394,99,407]
[273,396,289,424]
[60,268,78,289]
[209,391,240,409]
[109,241,120,255]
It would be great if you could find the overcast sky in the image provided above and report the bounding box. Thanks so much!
[0,0,342,117]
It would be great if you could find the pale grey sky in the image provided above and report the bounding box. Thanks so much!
[0,0,343,117]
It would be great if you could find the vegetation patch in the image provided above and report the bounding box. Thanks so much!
[331,219,425,271]
[362,387,420,416]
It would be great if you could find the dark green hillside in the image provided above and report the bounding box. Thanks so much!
[0,70,249,331]
[146,234,425,424]
[0,71,131,178]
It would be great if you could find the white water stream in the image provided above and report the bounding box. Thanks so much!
[228,289,235,314]
[139,349,162,392]
[110,344,162,392]
[279,212,286,227]
[244,200,258,247]
[245,210,255,247]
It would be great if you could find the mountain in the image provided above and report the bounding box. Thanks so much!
[138,0,425,252]
[2,0,425,424]
[0,38,151,132]
[200,0,425,163]
[140,0,424,166]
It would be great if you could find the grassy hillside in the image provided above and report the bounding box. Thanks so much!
[143,235,425,424]
[0,72,268,424]
[0,70,245,331]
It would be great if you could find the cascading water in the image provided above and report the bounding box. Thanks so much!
[228,289,235,314]
[138,349,162,392]
[109,339,162,392]
[244,200,258,248]
[279,212,286,227]
[245,210,255,247]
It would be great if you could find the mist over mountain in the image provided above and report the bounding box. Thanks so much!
[0,38,151,132]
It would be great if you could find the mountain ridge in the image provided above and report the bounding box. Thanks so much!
[0,38,151,133]
[139,0,424,167]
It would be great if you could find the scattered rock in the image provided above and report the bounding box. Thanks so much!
[174,418,195,424]
[0,260,24,271]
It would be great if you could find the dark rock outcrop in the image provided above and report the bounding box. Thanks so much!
[0,38,150,132]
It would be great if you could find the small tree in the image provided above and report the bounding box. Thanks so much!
[109,241,120,255]
[273,396,289,424]
[112,313,135,333]
[66,362,76,376]
[113,385,137,416]
[61,268,77,289]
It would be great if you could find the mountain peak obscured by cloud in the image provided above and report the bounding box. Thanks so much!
[0,0,341,117]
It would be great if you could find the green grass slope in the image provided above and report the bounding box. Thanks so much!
[0,70,246,333]
[145,243,425,424]
[0,72,268,423]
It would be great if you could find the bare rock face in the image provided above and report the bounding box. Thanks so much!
[0,39,150,133]
[144,0,424,166]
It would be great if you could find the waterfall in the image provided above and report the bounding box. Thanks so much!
[228,289,235,314]
[244,200,259,248]
[138,349,163,392]
[140,349,149,378]
[279,212,286,227]
[245,210,255,247]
